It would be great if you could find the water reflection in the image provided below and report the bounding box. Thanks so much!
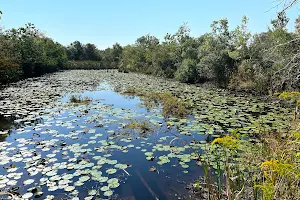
[0,115,14,142]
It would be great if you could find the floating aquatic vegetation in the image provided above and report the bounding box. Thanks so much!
[100,186,110,192]
[23,179,34,185]
[0,70,294,199]
[22,193,33,199]
[106,168,117,175]
[65,186,75,192]
[114,164,128,169]
[149,166,157,172]
[88,189,97,195]
[103,190,113,197]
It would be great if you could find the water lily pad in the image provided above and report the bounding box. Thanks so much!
[146,156,154,161]
[107,178,118,184]
[145,152,153,157]
[74,181,84,186]
[65,186,75,192]
[181,164,189,169]
[88,189,97,195]
[62,174,74,180]
[108,182,120,188]
[103,190,113,197]
[48,186,59,191]
[22,193,33,199]
[149,166,156,172]
[23,179,34,185]
[106,159,118,165]
[114,164,128,169]
[98,176,108,182]
[106,168,117,174]
[100,186,110,191]
[7,180,17,186]
[79,176,90,182]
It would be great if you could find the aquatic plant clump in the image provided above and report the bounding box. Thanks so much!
[122,89,188,118]
[69,95,91,104]
[125,120,153,134]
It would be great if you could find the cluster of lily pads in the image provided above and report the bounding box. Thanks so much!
[0,95,199,198]
[0,70,294,199]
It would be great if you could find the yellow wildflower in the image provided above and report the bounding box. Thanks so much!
[211,136,239,149]
[278,91,300,101]
[260,160,278,169]
[293,131,300,139]
[260,160,294,178]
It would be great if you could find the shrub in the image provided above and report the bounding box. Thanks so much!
[198,51,235,88]
[228,60,272,94]
[175,59,197,83]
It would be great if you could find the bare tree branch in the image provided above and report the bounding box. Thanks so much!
[281,0,299,13]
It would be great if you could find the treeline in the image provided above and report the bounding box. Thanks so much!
[119,14,300,93]
[65,41,122,69]
[0,11,122,84]
[0,23,67,84]
[1,11,300,93]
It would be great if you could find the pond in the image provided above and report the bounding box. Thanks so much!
[0,70,292,200]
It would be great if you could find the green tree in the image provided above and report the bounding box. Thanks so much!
[270,11,290,30]
[294,15,300,35]
[175,58,197,83]
[229,16,251,61]
[111,43,123,68]
[3,23,68,79]
[6,24,45,77]
[0,35,22,84]
[84,43,100,61]
[67,41,85,60]
[39,38,68,73]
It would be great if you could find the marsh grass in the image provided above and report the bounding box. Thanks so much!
[154,92,187,118]
[121,87,138,95]
[125,120,152,135]
[121,88,188,118]
[191,121,300,200]
[69,95,91,104]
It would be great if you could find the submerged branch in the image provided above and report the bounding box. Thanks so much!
[135,170,160,200]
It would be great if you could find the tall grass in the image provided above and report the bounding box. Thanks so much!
[193,121,300,200]
[121,88,188,118]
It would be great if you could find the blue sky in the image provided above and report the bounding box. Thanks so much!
[1,0,299,49]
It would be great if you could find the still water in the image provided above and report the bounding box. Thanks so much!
[0,82,207,200]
